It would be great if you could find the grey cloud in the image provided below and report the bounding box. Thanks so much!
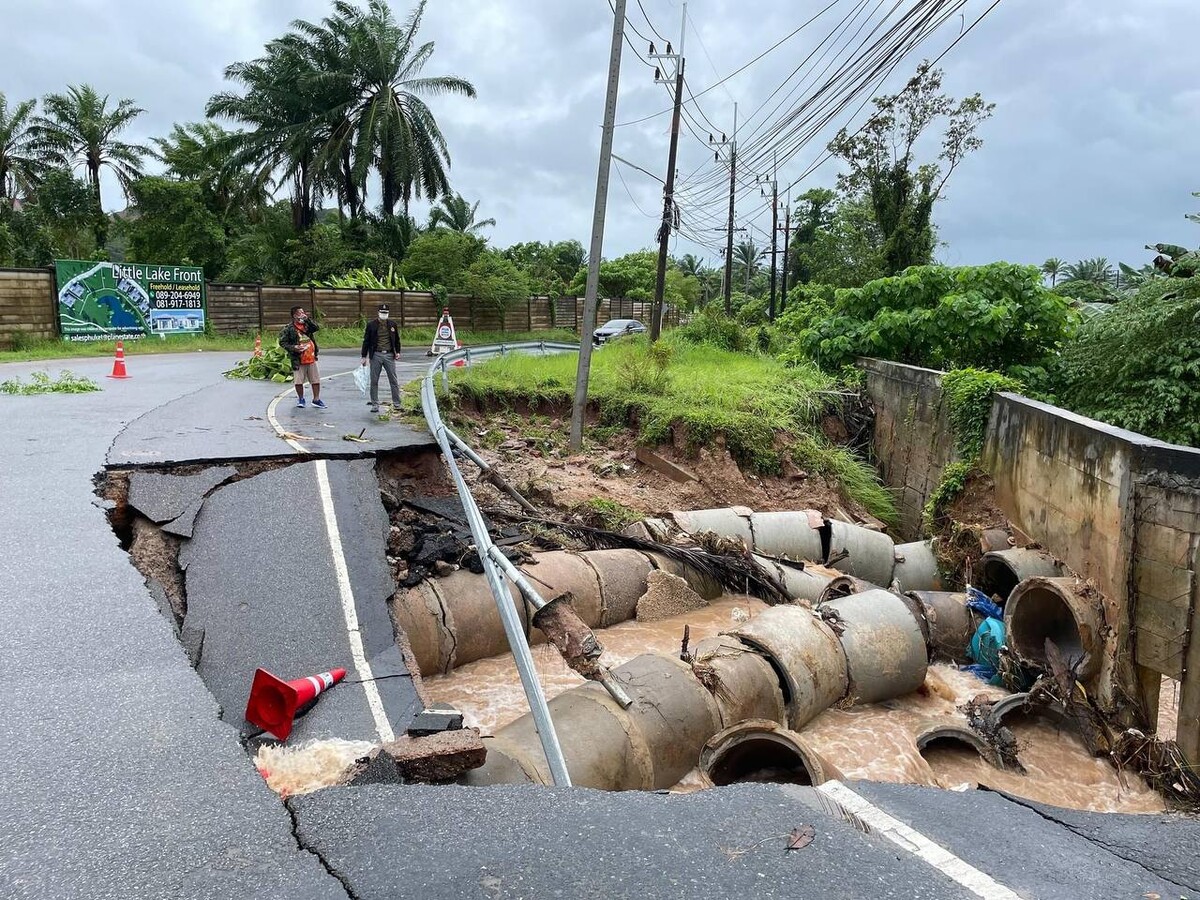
[4,0,1198,271]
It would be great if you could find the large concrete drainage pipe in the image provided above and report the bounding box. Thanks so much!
[978,548,1063,603]
[826,519,897,586]
[729,605,849,730]
[689,635,787,727]
[893,541,943,592]
[1004,577,1103,680]
[907,591,980,663]
[819,589,928,704]
[465,654,721,790]
[747,510,826,561]
[752,555,834,604]
[915,720,1003,770]
[394,549,684,675]
[671,507,754,547]
[698,719,842,787]
[819,574,884,603]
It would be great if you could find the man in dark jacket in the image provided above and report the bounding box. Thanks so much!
[279,305,325,408]
[360,303,403,412]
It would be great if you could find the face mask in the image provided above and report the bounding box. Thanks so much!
[378,312,389,320]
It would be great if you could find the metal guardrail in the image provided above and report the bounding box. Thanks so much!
[421,340,583,787]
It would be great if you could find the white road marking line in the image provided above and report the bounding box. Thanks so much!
[816,782,1022,900]
[266,388,310,453]
[265,367,357,453]
[314,458,395,743]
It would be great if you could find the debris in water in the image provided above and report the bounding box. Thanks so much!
[636,570,709,622]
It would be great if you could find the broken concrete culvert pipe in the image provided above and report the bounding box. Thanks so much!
[651,507,942,594]
[905,591,980,663]
[977,548,1064,603]
[1004,576,1104,680]
[467,595,930,790]
[697,719,843,787]
[393,548,722,676]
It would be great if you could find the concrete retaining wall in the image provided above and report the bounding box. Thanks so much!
[860,358,958,536]
[862,357,1200,761]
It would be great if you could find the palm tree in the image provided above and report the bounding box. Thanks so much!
[428,192,494,233]
[1041,257,1065,287]
[676,253,703,278]
[0,92,45,207]
[153,121,273,224]
[32,84,148,210]
[299,0,477,217]
[1063,257,1116,287]
[733,240,765,292]
[207,41,330,231]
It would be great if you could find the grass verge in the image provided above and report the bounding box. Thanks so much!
[447,335,898,526]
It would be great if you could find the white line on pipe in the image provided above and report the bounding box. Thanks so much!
[815,782,1022,900]
[314,458,395,743]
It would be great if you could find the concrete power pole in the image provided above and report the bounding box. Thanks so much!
[766,160,779,322]
[723,103,737,315]
[650,4,687,342]
[779,205,791,313]
[570,0,626,451]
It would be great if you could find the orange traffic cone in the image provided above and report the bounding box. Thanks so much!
[253,334,263,358]
[108,341,130,379]
[244,666,347,741]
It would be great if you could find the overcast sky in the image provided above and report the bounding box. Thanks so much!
[5,0,1198,271]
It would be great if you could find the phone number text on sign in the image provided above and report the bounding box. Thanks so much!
[149,281,204,308]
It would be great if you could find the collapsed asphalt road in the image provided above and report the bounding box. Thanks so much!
[1,348,1198,900]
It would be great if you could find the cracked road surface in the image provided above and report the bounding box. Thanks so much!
[1,350,1198,899]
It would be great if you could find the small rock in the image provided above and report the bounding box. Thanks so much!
[433,560,456,577]
[380,490,401,512]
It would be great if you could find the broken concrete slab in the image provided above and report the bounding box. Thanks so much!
[127,465,236,524]
[179,459,420,743]
[348,730,485,785]
[636,569,709,622]
[407,708,464,737]
[635,445,699,483]
[162,497,204,539]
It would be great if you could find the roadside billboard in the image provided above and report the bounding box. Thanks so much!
[55,259,206,341]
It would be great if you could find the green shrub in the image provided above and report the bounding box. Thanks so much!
[1053,277,1200,446]
[676,305,749,352]
[792,263,1077,376]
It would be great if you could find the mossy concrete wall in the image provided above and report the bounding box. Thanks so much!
[863,360,1200,763]
[860,358,958,537]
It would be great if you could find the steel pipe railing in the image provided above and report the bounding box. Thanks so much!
[420,340,581,786]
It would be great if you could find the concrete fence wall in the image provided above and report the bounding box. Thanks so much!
[860,358,958,535]
[862,357,1200,760]
[0,265,680,347]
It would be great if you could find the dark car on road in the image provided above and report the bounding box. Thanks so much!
[592,318,647,346]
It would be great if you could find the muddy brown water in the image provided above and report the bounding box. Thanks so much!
[425,597,1165,814]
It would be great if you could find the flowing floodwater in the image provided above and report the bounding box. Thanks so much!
[424,598,1164,814]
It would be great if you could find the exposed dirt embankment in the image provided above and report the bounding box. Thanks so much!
[451,407,885,529]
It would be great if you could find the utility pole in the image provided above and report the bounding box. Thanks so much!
[779,204,791,313]
[570,0,626,452]
[650,4,686,342]
[710,103,737,315]
[758,159,779,322]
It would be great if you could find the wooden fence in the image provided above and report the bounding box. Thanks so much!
[0,266,681,348]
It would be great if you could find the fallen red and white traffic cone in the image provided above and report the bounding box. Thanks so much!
[244,666,347,741]
[108,341,130,379]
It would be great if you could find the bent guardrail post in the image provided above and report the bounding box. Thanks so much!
[422,343,573,785]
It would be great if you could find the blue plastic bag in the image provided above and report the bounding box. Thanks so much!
[966,617,1006,685]
[353,363,370,397]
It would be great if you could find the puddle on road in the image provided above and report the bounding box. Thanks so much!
[426,598,1164,814]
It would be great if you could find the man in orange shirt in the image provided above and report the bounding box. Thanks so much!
[279,305,326,409]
